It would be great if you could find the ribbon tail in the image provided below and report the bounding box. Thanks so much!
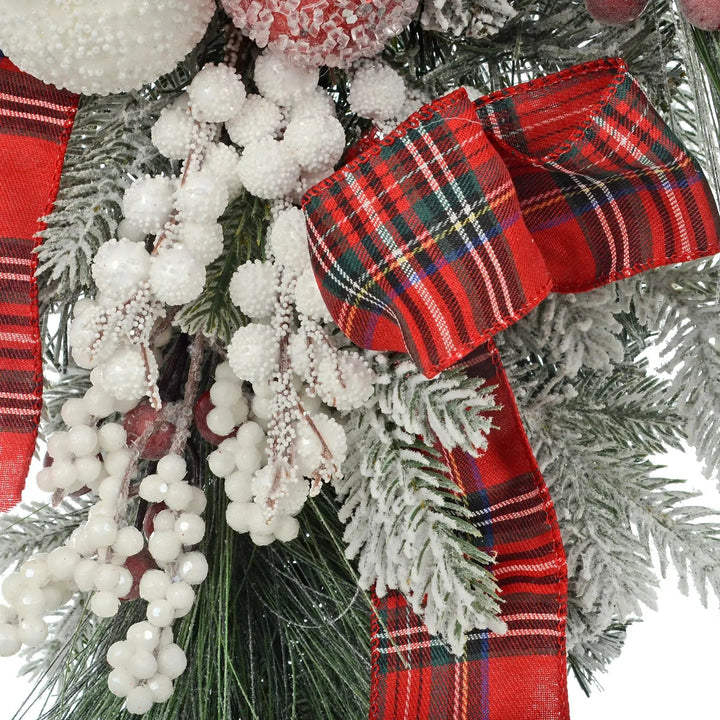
[370,342,569,720]
[0,57,78,511]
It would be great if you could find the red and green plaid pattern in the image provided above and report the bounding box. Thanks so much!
[303,58,720,720]
[0,55,77,509]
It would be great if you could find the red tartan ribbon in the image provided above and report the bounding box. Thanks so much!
[0,57,78,511]
[303,58,720,719]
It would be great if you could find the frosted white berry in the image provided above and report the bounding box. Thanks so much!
[0,624,20,657]
[272,515,300,543]
[349,64,406,122]
[91,591,120,618]
[225,94,283,147]
[202,142,244,198]
[229,261,277,319]
[148,530,183,563]
[224,471,253,503]
[92,238,151,303]
[289,89,337,121]
[117,218,147,243]
[253,51,319,106]
[149,246,206,305]
[176,552,208,585]
[151,106,196,160]
[60,397,91,427]
[139,570,172,602]
[99,344,158,402]
[177,221,224,265]
[122,176,176,235]
[209,380,244,409]
[294,268,332,322]
[268,207,311,273]
[175,171,229,223]
[188,63,246,123]
[227,323,279,385]
[284,113,346,173]
[67,425,99,457]
[238,138,300,200]
[316,352,375,412]
[98,423,127,452]
[157,455,187,483]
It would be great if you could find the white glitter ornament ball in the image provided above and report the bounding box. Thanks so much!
[202,143,244,199]
[294,268,332,322]
[229,261,277,319]
[268,207,311,274]
[0,0,216,95]
[122,176,176,235]
[253,52,319,107]
[225,94,284,147]
[283,114,346,173]
[220,1,418,68]
[92,239,151,303]
[227,324,279,385]
[349,64,407,122]
[151,107,196,161]
[188,64,247,123]
[175,171,229,223]
[237,138,300,200]
[150,247,206,305]
[100,345,158,402]
[177,222,224,265]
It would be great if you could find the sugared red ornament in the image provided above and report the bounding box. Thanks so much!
[584,0,648,24]
[677,0,720,30]
[221,0,418,67]
[0,0,215,95]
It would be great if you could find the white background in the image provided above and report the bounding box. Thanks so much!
[1,450,718,719]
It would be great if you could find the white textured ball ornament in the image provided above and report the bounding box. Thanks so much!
[202,143,245,199]
[283,114,346,173]
[151,107,196,161]
[175,171,230,223]
[99,344,159,402]
[225,94,284,147]
[122,176,176,235]
[149,247,206,306]
[188,64,247,123]
[177,222,224,265]
[0,0,216,95]
[229,261,277,319]
[253,52,319,107]
[294,269,332,322]
[349,64,407,122]
[227,324,279,385]
[238,138,300,200]
[268,207,311,273]
[317,352,375,412]
[92,239,151,303]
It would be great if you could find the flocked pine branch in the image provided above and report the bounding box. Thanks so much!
[337,408,502,657]
[419,0,517,38]
[371,356,497,455]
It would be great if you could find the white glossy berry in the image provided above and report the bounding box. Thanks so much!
[164,481,195,512]
[208,439,238,479]
[225,94,283,147]
[253,51,319,107]
[209,380,244,409]
[272,515,300,543]
[94,564,121,592]
[100,344,158,402]
[284,113,345,173]
[156,643,187,679]
[149,246,206,305]
[188,63,246,123]
[125,685,155,714]
[153,510,178,533]
[17,617,48,646]
[166,582,195,615]
[15,587,46,617]
[128,650,159,681]
[92,238,151,302]
[157,455,187,483]
[229,261,277,319]
[83,386,116,418]
[139,570,172,602]
[294,268,332,322]
[47,547,81,581]
[175,170,229,223]
[225,471,253,503]
[147,599,175,627]
[236,421,266,447]
[98,423,127,452]
[227,323,279,385]
[19,556,50,586]
[86,516,119,549]
[67,425,99,457]
[234,445,262,474]
[151,106,196,160]
[249,531,275,546]
[108,668,137,698]
[188,487,207,516]
[268,206,311,273]
[202,142,244,198]
[148,531,183,563]
[206,406,236,436]
[0,624,20,657]
[140,474,170,503]
[60,397,91,427]
[114,527,145,559]
[126,621,160,652]
[104,448,133,477]
[147,673,174,703]
[107,640,134,670]
[177,552,208,585]
[74,455,103,486]
[349,64,406,122]
[175,513,205,546]
[237,138,300,200]
[91,590,120,618]
[177,221,224,265]
[122,175,176,235]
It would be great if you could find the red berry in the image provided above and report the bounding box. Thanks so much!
[677,0,720,30]
[123,400,176,460]
[120,549,156,601]
[193,390,234,445]
[585,0,648,24]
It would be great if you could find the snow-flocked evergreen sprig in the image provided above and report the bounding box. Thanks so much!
[371,356,497,456]
[337,407,503,657]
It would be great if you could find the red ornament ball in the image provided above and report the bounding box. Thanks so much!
[123,400,177,461]
[677,0,720,30]
[220,0,419,67]
[585,0,648,24]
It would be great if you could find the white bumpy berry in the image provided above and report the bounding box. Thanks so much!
[149,247,206,306]
[283,113,345,173]
[202,143,244,198]
[188,63,246,123]
[294,268,332,322]
[237,138,300,200]
[122,176,176,235]
[177,221,224,265]
[175,171,229,223]
[227,323,279,385]
[99,344,159,402]
[349,64,406,122]
[91,238,151,303]
[151,106,196,160]
[225,94,283,147]
[268,206,311,273]
[253,51,319,107]
[229,261,277,319]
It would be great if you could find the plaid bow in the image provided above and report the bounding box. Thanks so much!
[0,55,78,510]
[303,58,720,720]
